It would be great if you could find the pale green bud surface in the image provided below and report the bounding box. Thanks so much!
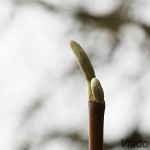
[69,40,104,101]
[69,40,95,82]
[91,78,104,101]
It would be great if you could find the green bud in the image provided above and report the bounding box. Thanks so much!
[69,40,95,82]
[91,78,104,101]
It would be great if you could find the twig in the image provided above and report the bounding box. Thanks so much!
[70,40,105,150]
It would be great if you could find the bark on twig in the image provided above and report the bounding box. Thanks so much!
[89,100,105,150]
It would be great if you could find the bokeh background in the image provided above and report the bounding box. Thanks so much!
[0,0,150,150]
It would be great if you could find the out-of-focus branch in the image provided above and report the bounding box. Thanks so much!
[75,10,128,31]
[13,0,62,13]
[39,130,150,150]
[74,9,150,36]
[12,0,150,36]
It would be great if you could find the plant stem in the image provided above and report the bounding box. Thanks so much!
[89,100,105,150]
[69,40,105,150]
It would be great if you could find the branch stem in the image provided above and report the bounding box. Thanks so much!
[69,40,105,150]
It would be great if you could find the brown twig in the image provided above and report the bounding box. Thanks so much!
[69,40,105,150]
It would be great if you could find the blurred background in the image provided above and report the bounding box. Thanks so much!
[0,0,150,150]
